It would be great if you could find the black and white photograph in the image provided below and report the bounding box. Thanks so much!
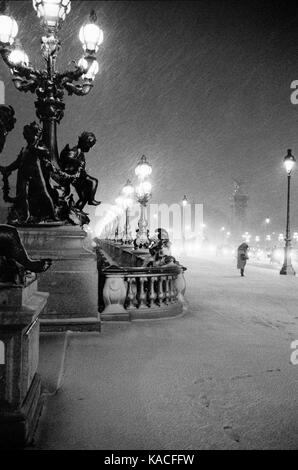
[0,0,298,455]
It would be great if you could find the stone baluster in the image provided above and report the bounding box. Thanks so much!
[149,276,157,307]
[126,276,136,309]
[138,276,148,308]
[170,275,178,302]
[157,276,165,305]
[164,276,170,305]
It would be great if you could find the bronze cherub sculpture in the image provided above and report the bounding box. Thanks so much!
[0,103,100,227]
[0,121,57,224]
[58,131,101,211]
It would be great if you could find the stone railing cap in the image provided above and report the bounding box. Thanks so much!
[103,264,186,275]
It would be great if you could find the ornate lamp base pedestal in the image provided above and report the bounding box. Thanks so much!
[18,225,100,332]
[0,278,48,448]
[280,264,296,275]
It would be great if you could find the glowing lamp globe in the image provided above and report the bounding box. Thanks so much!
[142,181,152,194]
[79,22,103,53]
[0,15,18,45]
[78,56,99,81]
[125,197,134,208]
[135,184,142,197]
[122,179,134,197]
[284,149,296,174]
[136,181,152,197]
[115,196,125,207]
[33,0,71,29]
[135,155,152,179]
[9,48,29,67]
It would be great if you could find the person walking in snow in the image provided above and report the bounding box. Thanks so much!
[237,242,249,277]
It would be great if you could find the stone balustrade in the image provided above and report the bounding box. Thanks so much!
[97,240,147,267]
[96,240,187,321]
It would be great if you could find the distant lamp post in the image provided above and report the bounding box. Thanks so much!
[280,149,296,275]
[220,226,226,244]
[182,195,188,207]
[200,222,206,241]
[115,196,125,243]
[135,155,152,249]
[122,179,134,244]
[263,217,271,248]
[242,231,250,243]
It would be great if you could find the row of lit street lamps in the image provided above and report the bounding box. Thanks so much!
[104,155,152,249]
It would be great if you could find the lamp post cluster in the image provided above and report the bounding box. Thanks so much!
[134,155,152,249]
[103,155,152,248]
[0,0,103,166]
[122,179,135,243]
[114,179,134,244]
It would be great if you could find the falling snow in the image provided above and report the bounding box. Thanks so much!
[1,1,298,233]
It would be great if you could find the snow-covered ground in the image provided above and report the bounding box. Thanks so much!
[34,257,298,450]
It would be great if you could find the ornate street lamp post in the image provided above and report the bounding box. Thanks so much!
[0,1,104,226]
[135,155,152,249]
[264,217,270,249]
[0,1,103,164]
[114,216,120,242]
[280,149,296,275]
[0,1,106,331]
[122,179,134,244]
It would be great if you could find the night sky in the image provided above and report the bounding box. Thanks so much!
[1,0,298,234]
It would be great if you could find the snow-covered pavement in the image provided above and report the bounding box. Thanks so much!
[34,257,298,450]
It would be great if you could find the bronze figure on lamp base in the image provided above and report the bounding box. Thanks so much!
[0,105,100,227]
[59,131,101,211]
